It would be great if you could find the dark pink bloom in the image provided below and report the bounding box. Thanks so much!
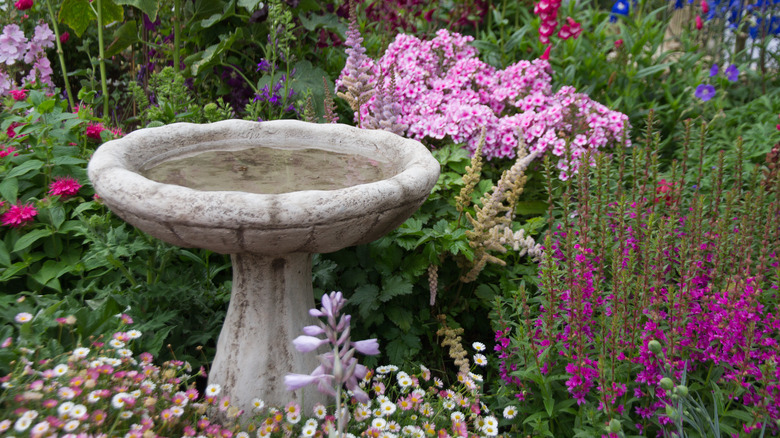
[615,39,623,48]
[6,122,25,138]
[541,45,552,60]
[701,0,709,13]
[10,89,27,101]
[695,15,703,29]
[0,146,18,158]
[85,123,105,140]
[14,0,33,10]
[48,177,82,198]
[2,202,37,227]
[60,31,69,43]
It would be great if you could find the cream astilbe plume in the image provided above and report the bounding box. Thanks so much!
[335,0,376,124]
[461,147,540,283]
[455,128,485,213]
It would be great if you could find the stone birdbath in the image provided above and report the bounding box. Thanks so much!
[87,120,440,415]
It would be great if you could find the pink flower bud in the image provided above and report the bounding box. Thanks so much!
[695,15,703,30]
[60,32,70,43]
[701,0,709,13]
[541,45,552,60]
[292,335,327,353]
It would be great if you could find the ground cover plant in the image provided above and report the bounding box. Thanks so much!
[1,0,779,436]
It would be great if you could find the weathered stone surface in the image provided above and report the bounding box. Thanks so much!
[87,120,440,415]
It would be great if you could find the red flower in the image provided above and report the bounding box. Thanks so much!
[695,15,703,30]
[85,123,105,140]
[48,177,82,198]
[14,0,33,10]
[701,0,709,13]
[60,32,70,43]
[0,146,18,158]
[615,39,624,48]
[2,203,37,227]
[654,179,676,206]
[9,89,27,101]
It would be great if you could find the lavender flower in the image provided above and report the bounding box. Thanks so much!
[694,83,716,101]
[285,291,379,404]
[725,64,739,82]
[709,64,719,77]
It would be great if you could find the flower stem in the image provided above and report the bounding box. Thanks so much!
[43,0,75,111]
[96,0,110,120]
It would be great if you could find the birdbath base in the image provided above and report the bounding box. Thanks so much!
[208,252,326,413]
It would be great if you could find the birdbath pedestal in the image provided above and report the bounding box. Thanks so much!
[87,120,440,415]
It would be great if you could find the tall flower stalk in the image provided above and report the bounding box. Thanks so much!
[43,0,74,110]
[285,291,379,437]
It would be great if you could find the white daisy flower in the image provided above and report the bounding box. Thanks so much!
[304,419,318,428]
[371,417,387,430]
[472,342,486,351]
[117,348,133,358]
[71,404,87,418]
[442,400,455,410]
[205,384,221,397]
[483,425,498,436]
[30,421,49,435]
[312,403,326,419]
[473,354,488,366]
[236,433,249,438]
[14,417,31,432]
[63,420,79,432]
[450,411,465,422]
[251,398,265,412]
[126,330,142,339]
[483,415,498,428]
[58,401,75,417]
[54,364,69,376]
[502,405,518,419]
[119,411,133,419]
[286,412,300,424]
[301,425,317,437]
[108,339,125,349]
[22,410,38,420]
[380,400,396,416]
[111,393,127,409]
[71,347,90,359]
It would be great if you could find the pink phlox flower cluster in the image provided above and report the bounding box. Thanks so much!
[341,29,629,179]
[48,177,82,198]
[0,23,55,95]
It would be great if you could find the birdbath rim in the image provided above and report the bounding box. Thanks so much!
[87,120,440,255]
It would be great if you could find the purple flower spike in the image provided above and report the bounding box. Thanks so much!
[694,84,716,101]
[725,64,739,82]
[286,291,381,404]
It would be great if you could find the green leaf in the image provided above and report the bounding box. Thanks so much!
[237,0,263,11]
[386,307,413,331]
[38,99,56,113]
[290,60,331,104]
[13,228,53,253]
[30,260,72,290]
[0,262,28,281]
[190,30,243,75]
[515,200,549,216]
[349,284,380,317]
[722,409,755,423]
[59,0,124,37]
[106,20,139,57]
[7,160,44,178]
[0,178,18,203]
[635,62,674,79]
[114,0,158,20]
[474,284,497,302]
[379,274,413,302]
[0,240,10,267]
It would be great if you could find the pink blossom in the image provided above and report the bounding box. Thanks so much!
[9,89,27,100]
[85,123,105,140]
[60,32,70,43]
[48,177,82,198]
[14,0,33,10]
[2,203,37,227]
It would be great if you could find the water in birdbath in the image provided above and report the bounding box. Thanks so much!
[141,146,396,194]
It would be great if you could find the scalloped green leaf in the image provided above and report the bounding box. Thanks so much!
[114,0,158,20]
[59,0,124,37]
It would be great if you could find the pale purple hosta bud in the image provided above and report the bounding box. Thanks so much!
[302,325,326,336]
[292,335,328,353]
[285,373,326,391]
[352,339,380,356]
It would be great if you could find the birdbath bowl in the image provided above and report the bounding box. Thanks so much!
[87,120,439,415]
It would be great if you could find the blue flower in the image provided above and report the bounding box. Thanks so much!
[725,64,739,81]
[610,0,630,22]
[695,84,716,101]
